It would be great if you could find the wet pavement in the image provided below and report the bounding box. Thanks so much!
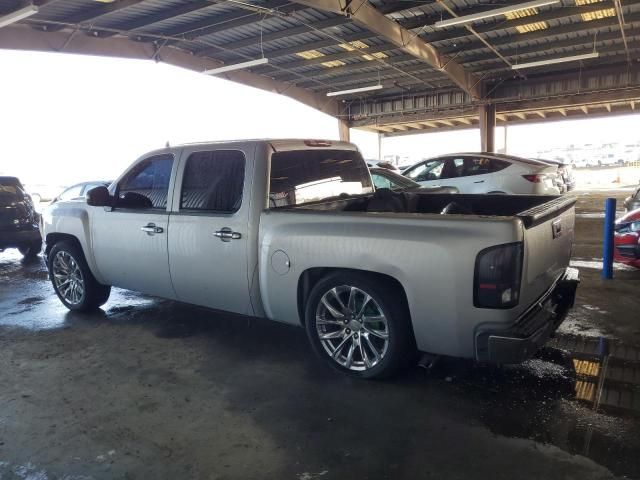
[1,191,640,480]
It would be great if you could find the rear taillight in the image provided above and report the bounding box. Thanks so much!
[474,243,523,309]
[522,174,544,183]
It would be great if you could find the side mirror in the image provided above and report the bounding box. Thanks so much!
[86,186,112,207]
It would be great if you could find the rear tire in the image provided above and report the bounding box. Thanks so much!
[48,240,111,311]
[18,239,42,259]
[304,272,414,379]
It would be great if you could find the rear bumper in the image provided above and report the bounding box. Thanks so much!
[0,228,41,249]
[475,267,580,364]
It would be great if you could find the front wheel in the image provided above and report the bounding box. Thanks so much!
[305,273,415,379]
[48,241,111,311]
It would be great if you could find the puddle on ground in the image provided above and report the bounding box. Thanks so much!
[425,338,640,477]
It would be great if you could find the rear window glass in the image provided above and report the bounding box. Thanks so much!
[269,149,373,207]
[0,179,22,198]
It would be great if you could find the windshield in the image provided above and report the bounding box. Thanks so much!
[269,149,373,207]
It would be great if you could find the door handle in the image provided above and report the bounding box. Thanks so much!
[473,180,485,184]
[141,223,164,235]
[214,227,242,242]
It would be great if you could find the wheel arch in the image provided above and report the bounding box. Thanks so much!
[45,233,84,257]
[296,267,412,328]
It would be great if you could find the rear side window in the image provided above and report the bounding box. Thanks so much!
[269,149,372,206]
[180,150,245,213]
[119,154,173,209]
[490,159,510,172]
[0,178,23,199]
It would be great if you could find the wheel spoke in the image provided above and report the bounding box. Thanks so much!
[344,338,356,368]
[347,287,357,314]
[356,294,371,318]
[332,333,354,359]
[329,288,348,314]
[319,329,345,340]
[316,317,344,326]
[363,335,381,364]
[363,326,388,340]
[359,337,372,368]
[362,314,385,323]
[321,296,344,319]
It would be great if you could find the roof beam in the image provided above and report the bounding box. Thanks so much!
[290,0,481,98]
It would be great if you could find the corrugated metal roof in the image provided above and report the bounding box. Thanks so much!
[1,0,639,120]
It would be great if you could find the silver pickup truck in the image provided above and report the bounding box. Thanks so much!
[42,139,579,379]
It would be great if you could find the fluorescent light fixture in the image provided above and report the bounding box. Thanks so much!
[326,84,383,97]
[0,4,39,29]
[512,52,599,69]
[203,57,268,75]
[434,0,559,28]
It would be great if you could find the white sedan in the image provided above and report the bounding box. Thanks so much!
[401,153,561,195]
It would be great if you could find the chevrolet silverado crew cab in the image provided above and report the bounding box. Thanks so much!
[42,140,579,379]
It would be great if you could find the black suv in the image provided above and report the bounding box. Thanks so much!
[0,176,42,258]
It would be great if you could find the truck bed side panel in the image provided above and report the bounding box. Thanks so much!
[258,211,523,359]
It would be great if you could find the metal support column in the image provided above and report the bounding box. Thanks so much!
[338,119,350,142]
[479,104,496,153]
[602,198,616,280]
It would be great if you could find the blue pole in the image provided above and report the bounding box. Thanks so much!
[602,198,616,280]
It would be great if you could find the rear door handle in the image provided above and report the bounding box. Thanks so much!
[214,227,242,242]
[473,180,485,184]
[141,223,164,235]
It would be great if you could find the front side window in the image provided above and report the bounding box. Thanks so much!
[181,150,245,213]
[118,154,173,209]
[269,149,372,207]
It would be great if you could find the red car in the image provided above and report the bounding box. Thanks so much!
[614,209,640,268]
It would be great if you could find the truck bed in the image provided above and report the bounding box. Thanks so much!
[280,191,577,228]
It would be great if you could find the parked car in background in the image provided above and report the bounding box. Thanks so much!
[50,181,112,204]
[614,209,640,269]
[366,160,400,172]
[0,176,42,258]
[401,153,560,195]
[369,167,458,194]
[537,158,576,193]
[23,183,67,204]
[624,186,640,212]
[43,139,579,379]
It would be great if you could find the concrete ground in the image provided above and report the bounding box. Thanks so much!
[1,192,640,480]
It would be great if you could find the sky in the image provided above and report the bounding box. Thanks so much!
[0,49,639,186]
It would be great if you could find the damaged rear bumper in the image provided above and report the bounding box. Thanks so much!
[475,267,580,364]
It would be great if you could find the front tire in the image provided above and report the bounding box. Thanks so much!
[304,272,414,379]
[48,241,111,311]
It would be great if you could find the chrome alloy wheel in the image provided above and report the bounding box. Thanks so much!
[52,251,85,305]
[315,286,389,371]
